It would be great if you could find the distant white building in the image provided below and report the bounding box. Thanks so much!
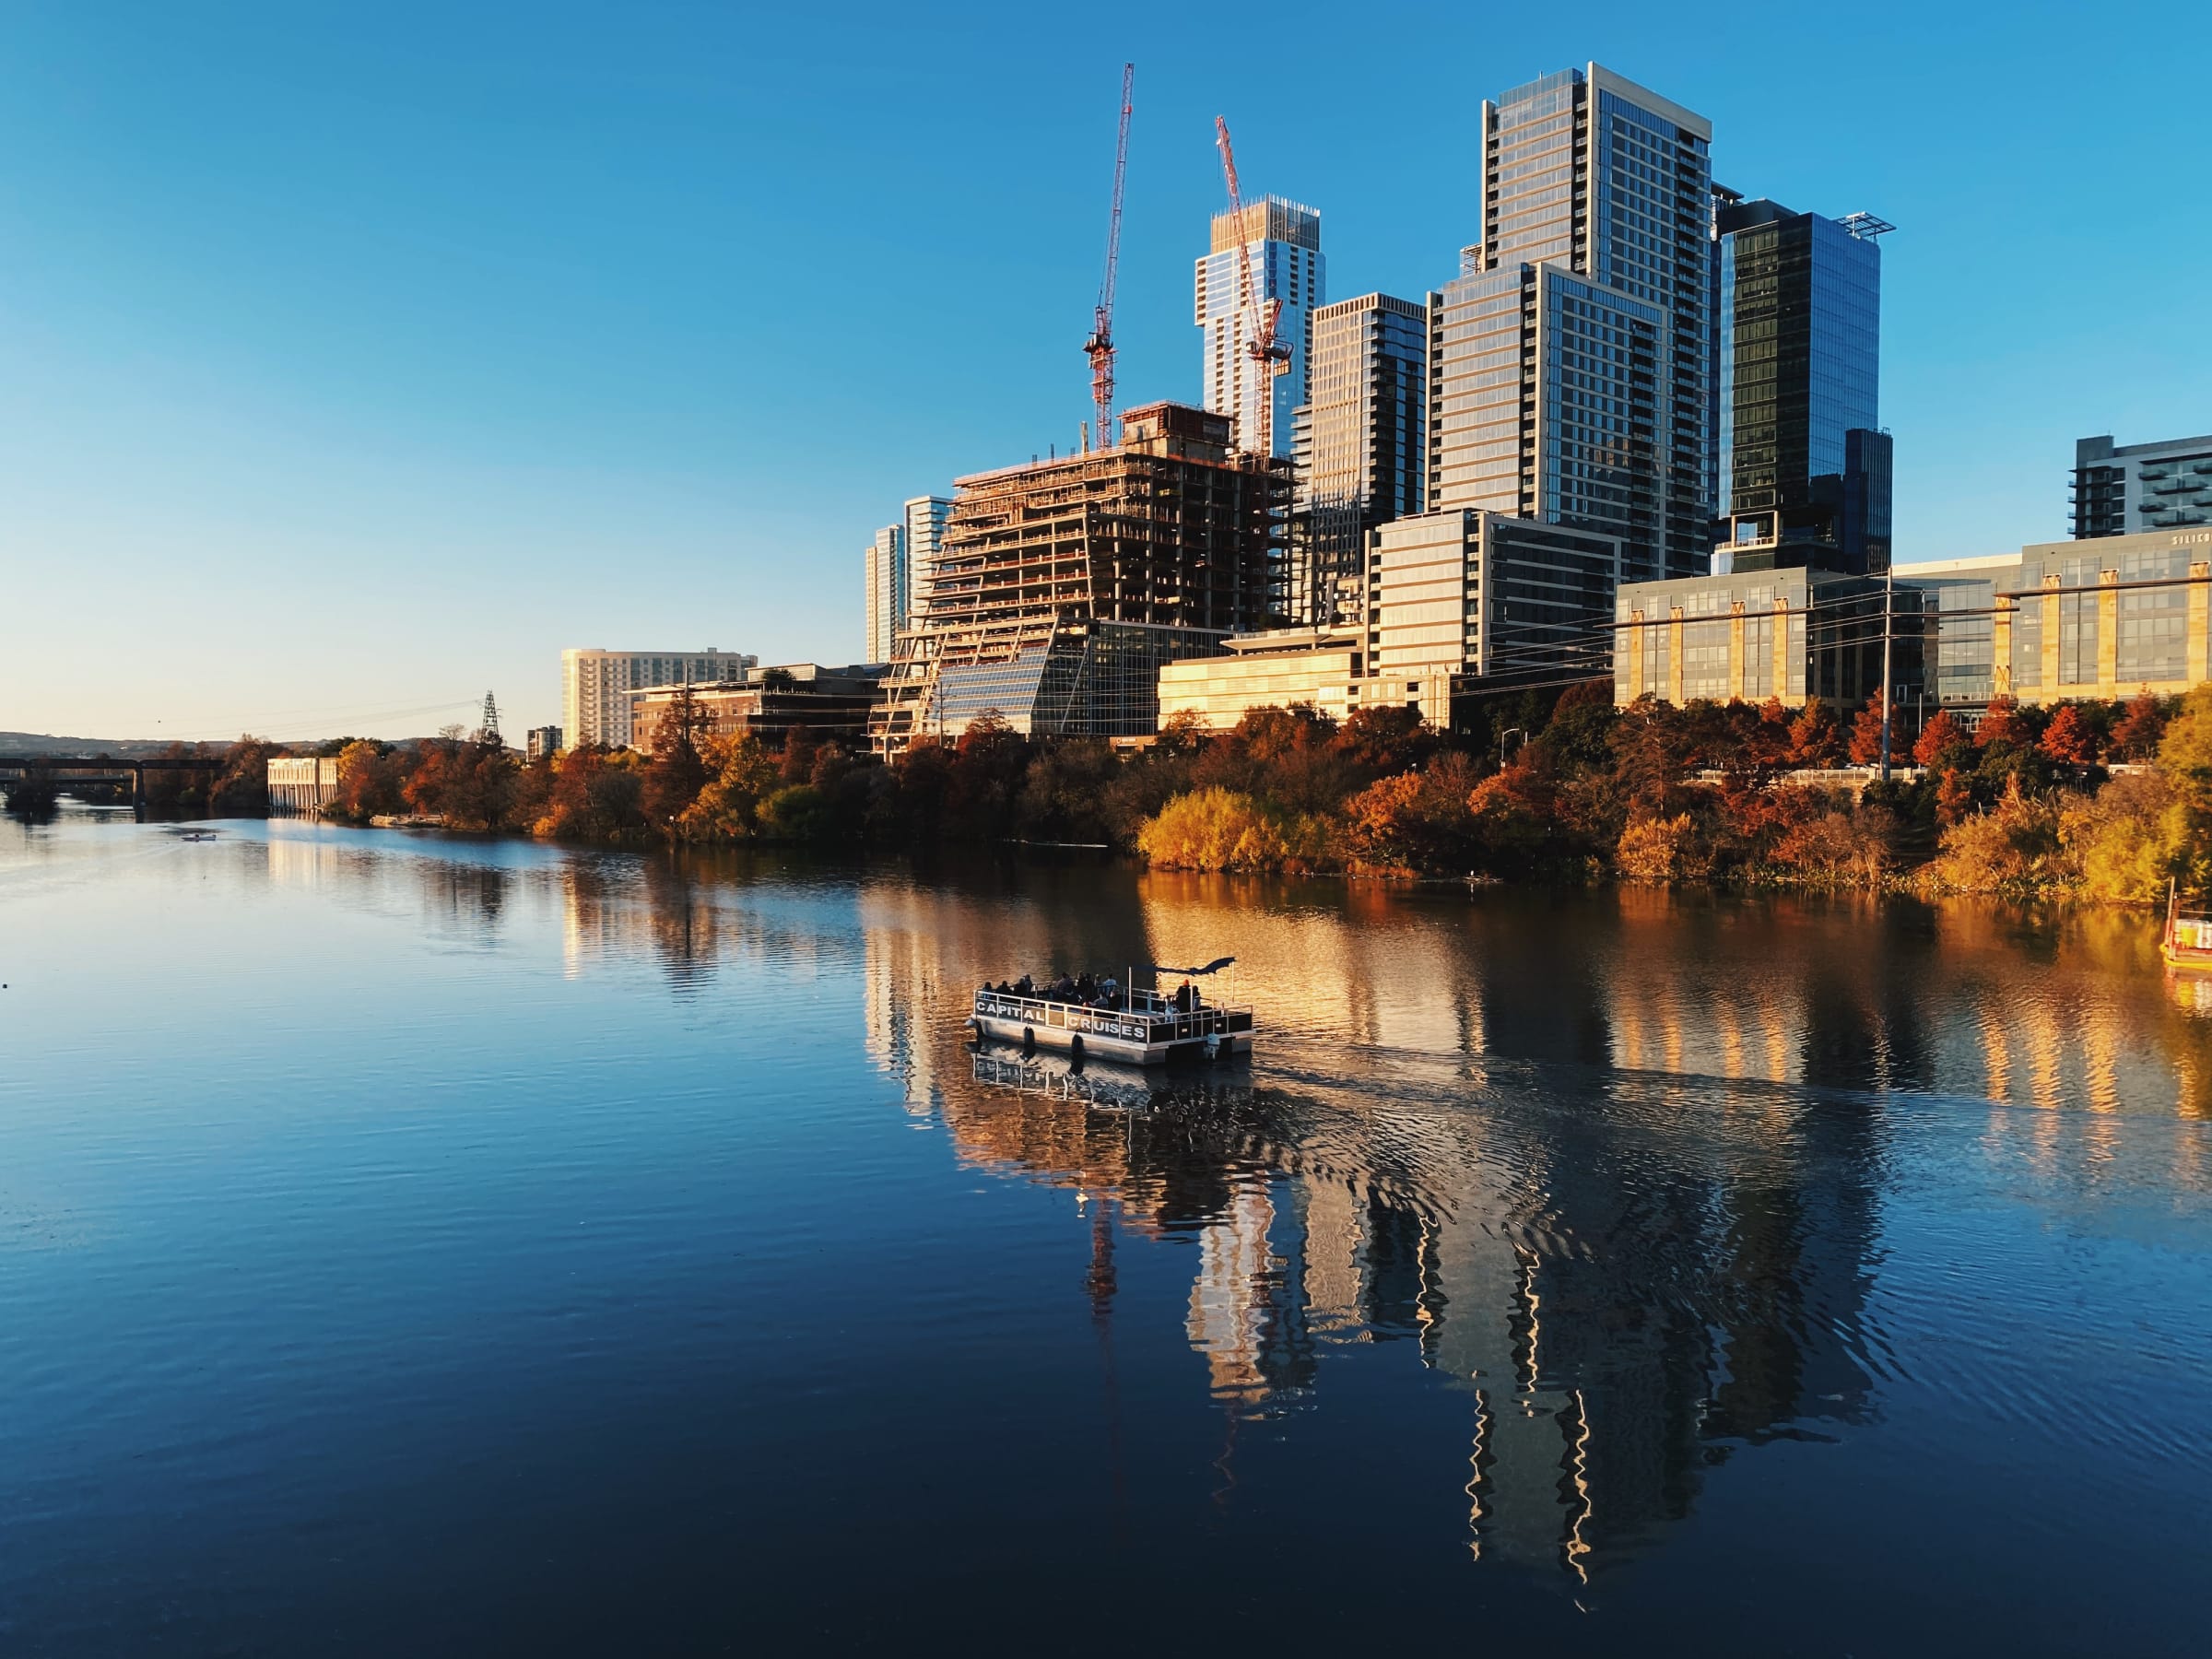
[864,524,905,664]
[560,648,757,749]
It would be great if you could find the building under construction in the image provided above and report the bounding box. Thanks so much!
[870,402,1288,753]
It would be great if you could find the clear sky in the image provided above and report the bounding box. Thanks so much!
[2,0,2204,741]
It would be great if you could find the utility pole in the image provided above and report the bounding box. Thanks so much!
[1877,564,1894,782]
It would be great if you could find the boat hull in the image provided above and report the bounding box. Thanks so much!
[971,1016,1250,1065]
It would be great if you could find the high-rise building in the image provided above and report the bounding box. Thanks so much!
[864,524,905,663]
[560,647,758,749]
[1429,65,1714,584]
[1366,511,1621,727]
[524,725,562,763]
[2073,432,2212,537]
[1291,293,1428,627]
[901,496,953,631]
[1712,196,1893,574]
[1195,195,1324,458]
[869,402,1288,753]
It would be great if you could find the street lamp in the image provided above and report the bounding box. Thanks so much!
[1499,726,1527,770]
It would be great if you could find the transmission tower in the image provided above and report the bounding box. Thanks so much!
[481,690,500,740]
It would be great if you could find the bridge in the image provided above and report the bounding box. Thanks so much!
[0,755,231,812]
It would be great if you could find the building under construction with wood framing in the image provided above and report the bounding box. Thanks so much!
[869,402,1288,753]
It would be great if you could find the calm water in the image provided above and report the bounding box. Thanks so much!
[4,810,2210,1654]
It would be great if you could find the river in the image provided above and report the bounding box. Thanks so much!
[3,808,2208,1653]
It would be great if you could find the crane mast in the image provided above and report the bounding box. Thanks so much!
[1084,65,1135,453]
[1213,115,1290,457]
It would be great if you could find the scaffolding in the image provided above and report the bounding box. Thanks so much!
[871,402,1288,754]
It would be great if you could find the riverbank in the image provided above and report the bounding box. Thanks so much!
[35,680,2204,909]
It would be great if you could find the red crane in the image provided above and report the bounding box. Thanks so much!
[1084,64,1135,453]
[1213,115,1290,456]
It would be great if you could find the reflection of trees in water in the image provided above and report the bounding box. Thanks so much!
[415,859,512,943]
[575,849,2205,1575]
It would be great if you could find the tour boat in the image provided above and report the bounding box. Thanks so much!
[969,959,1254,1066]
[2162,881,2212,973]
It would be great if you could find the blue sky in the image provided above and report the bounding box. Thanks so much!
[2,0,2204,739]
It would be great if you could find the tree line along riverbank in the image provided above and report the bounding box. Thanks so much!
[69,680,2185,905]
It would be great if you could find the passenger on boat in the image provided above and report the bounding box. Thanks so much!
[1015,974,1033,996]
[1172,982,1192,1012]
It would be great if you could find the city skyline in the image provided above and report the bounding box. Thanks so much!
[5,2,2206,739]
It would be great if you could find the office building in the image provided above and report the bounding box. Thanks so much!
[560,647,758,750]
[870,402,1288,753]
[2073,433,2212,538]
[1195,196,1324,458]
[1712,195,1893,574]
[864,524,905,664]
[1613,565,1900,711]
[1290,293,1428,628]
[1368,511,1622,726]
[1158,629,1366,731]
[1429,65,1714,583]
[902,495,954,631]
[524,725,561,763]
[630,664,888,752]
[1913,527,2212,708]
[1618,524,2212,713]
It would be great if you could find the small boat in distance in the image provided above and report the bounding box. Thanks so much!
[2163,881,2212,973]
[970,959,1253,1066]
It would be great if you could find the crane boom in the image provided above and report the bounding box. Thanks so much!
[1084,64,1135,452]
[1213,115,1289,457]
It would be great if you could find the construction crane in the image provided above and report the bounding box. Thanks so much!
[1084,64,1135,453]
[1213,115,1291,457]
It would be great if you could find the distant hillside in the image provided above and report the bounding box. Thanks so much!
[0,733,449,758]
[0,732,337,758]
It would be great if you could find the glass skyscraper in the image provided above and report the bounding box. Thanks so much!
[1712,196,1891,574]
[1195,195,1324,459]
[1429,64,1714,583]
[1290,292,1427,627]
[900,495,952,633]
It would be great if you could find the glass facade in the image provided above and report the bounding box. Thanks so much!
[925,622,1221,740]
[1434,65,1712,584]
[1295,293,1427,628]
[1713,200,1888,574]
[1195,197,1324,459]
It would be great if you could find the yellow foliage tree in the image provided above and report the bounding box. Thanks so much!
[1135,788,1328,872]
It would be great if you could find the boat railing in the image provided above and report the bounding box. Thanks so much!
[974,989,1249,1041]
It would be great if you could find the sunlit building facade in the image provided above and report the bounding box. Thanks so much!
[1430,65,1714,584]
[1196,195,1324,459]
[1290,292,1427,628]
[869,403,1288,753]
[2073,432,2212,538]
[561,646,758,749]
[864,523,905,665]
[902,495,953,633]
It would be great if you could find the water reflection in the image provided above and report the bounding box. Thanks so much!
[524,842,2212,1578]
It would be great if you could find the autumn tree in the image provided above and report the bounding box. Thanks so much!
[1847,698,1888,766]
[1913,711,1969,769]
[1785,701,1842,768]
[642,686,711,830]
[1975,698,2030,749]
[2038,704,2095,767]
[2112,691,2168,760]
[1935,766,1973,828]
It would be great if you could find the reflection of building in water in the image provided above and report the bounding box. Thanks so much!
[1186,1180,1285,1406]
[860,869,2212,1582]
